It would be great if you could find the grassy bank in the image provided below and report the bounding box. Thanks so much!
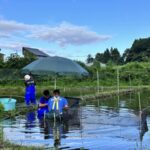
[0,86,150,103]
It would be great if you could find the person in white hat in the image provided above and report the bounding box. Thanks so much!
[24,74,36,106]
[24,74,30,81]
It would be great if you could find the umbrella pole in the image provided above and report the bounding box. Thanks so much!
[54,77,57,89]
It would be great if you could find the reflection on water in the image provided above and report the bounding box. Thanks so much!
[1,90,150,149]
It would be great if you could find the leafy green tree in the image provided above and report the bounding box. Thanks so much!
[0,61,4,69]
[95,48,122,64]
[95,53,104,62]
[86,54,94,64]
[103,48,111,63]
[5,53,35,69]
[95,48,111,64]
[110,47,121,64]
[123,37,150,63]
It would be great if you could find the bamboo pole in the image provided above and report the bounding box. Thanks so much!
[117,68,120,106]
[97,70,100,94]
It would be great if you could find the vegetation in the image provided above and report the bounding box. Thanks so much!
[0,37,150,89]
[123,37,150,63]
[0,53,35,69]
[87,47,122,64]
[0,61,150,90]
[86,37,150,65]
[0,103,4,115]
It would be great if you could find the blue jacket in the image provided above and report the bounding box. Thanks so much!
[48,96,68,114]
[25,79,36,95]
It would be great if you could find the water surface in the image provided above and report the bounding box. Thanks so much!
[1,90,150,150]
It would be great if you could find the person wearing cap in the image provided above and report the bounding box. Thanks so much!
[37,89,51,119]
[24,74,36,106]
[48,89,68,118]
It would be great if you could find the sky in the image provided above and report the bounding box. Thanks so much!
[0,0,150,62]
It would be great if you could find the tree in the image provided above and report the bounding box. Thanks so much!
[123,37,150,63]
[110,48,121,64]
[95,53,104,62]
[103,48,111,63]
[5,53,35,69]
[86,54,94,64]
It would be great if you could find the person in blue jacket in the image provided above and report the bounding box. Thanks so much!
[24,74,36,106]
[37,89,51,119]
[48,89,68,116]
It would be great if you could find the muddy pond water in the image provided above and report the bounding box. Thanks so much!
[1,90,150,150]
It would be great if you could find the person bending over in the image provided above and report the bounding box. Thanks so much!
[37,90,51,119]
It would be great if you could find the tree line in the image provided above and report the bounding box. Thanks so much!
[0,53,35,69]
[86,37,150,65]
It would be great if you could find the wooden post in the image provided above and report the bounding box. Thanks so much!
[138,90,142,147]
[97,70,100,94]
[117,68,120,106]
[117,68,120,94]
[129,74,131,91]
[54,77,57,89]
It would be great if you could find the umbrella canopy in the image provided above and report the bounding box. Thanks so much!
[21,56,89,76]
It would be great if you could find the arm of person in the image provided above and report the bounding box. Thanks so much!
[39,103,48,107]
[38,97,48,108]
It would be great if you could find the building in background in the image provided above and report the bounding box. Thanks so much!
[22,47,49,59]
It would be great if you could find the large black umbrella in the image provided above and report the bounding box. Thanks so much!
[21,56,89,88]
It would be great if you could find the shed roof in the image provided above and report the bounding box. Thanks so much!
[23,47,49,57]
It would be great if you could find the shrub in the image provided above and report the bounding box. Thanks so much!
[0,103,4,114]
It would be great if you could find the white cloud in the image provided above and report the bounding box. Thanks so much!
[0,19,111,47]
[0,19,30,34]
[0,42,28,51]
[30,22,111,47]
[0,32,11,38]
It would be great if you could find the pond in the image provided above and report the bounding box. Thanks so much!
[1,89,150,150]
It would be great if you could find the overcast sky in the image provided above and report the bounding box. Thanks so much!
[0,0,150,61]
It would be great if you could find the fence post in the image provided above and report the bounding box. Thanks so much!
[54,77,57,89]
[97,70,100,94]
[117,68,120,106]
[117,68,120,94]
